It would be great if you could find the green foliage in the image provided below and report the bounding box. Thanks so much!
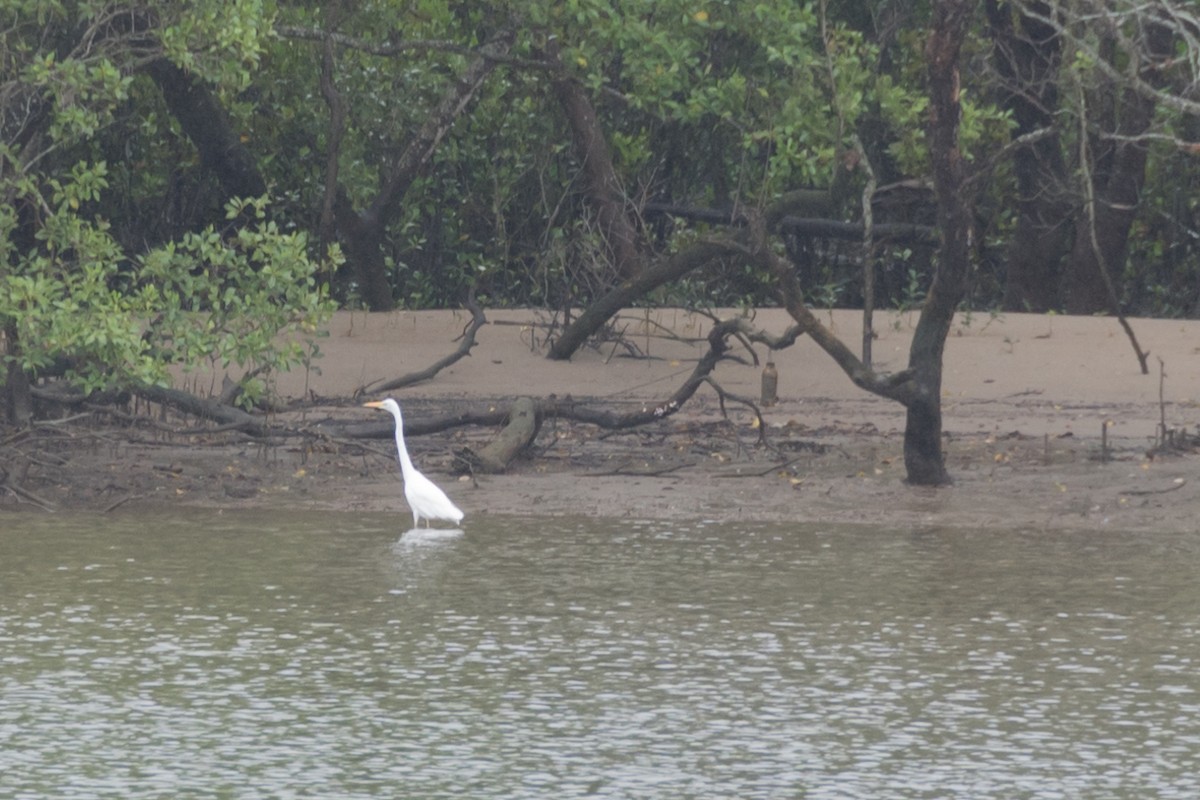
[2,0,333,408]
[9,0,1199,346]
[137,197,336,401]
[158,0,274,88]
[534,0,858,193]
[252,1,961,309]
[2,186,335,402]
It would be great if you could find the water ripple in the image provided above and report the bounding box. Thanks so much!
[2,513,1200,797]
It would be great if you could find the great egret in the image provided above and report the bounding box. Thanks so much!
[364,398,464,528]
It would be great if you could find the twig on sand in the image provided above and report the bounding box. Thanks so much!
[1119,479,1186,496]
[716,454,811,478]
[580,460,696,477]
[103,494,139,513]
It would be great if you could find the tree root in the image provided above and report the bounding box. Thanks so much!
[0,461,57,511]
[1,481,57,511]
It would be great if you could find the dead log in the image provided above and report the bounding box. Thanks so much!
[341,406,509,441]
[453,397,539,474]
[136,385,268,436]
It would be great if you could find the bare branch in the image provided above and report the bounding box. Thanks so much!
[741,213,917,403]
[1017,0,1200,117]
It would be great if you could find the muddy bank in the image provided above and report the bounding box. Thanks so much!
[6,309,1200,531]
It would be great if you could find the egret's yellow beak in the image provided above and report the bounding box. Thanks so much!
[363,401,384,409]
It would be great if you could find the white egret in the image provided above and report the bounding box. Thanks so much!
[364,398,465,528]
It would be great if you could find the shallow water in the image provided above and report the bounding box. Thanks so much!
[2,511,1199,798]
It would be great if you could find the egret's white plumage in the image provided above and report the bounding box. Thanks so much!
[365,398,464,528]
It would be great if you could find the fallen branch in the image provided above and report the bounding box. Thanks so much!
[553,315,798,430]
[580,460,696,477]
[717,454,813,478]
[135,385,269,436]
[0,470,57,511]
[359,293,487,395]
[103,494,139,513]
[344,314,801,450]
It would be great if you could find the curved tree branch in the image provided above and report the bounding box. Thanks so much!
[546,240,729,360]
[735,212,917,404]
[359,294,488,395]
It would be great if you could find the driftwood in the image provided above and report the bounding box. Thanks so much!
[452,397,539,474]
[359,294,487,394]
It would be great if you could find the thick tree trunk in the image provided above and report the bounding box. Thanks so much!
[548,45,643,284]
[903,396,946,485]
[332,189,395,312]
[1063,129,1151,314]
[147,60,267,201]
[986,0,1072,312]
[906,0,976,485]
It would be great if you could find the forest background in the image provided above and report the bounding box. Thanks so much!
[5,0,1200,490]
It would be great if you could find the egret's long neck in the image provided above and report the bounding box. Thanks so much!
[393,410,417,476]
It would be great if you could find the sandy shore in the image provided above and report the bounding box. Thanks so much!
[12,308,1200,532]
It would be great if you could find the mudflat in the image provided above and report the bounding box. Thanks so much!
[10,308,1200,532]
